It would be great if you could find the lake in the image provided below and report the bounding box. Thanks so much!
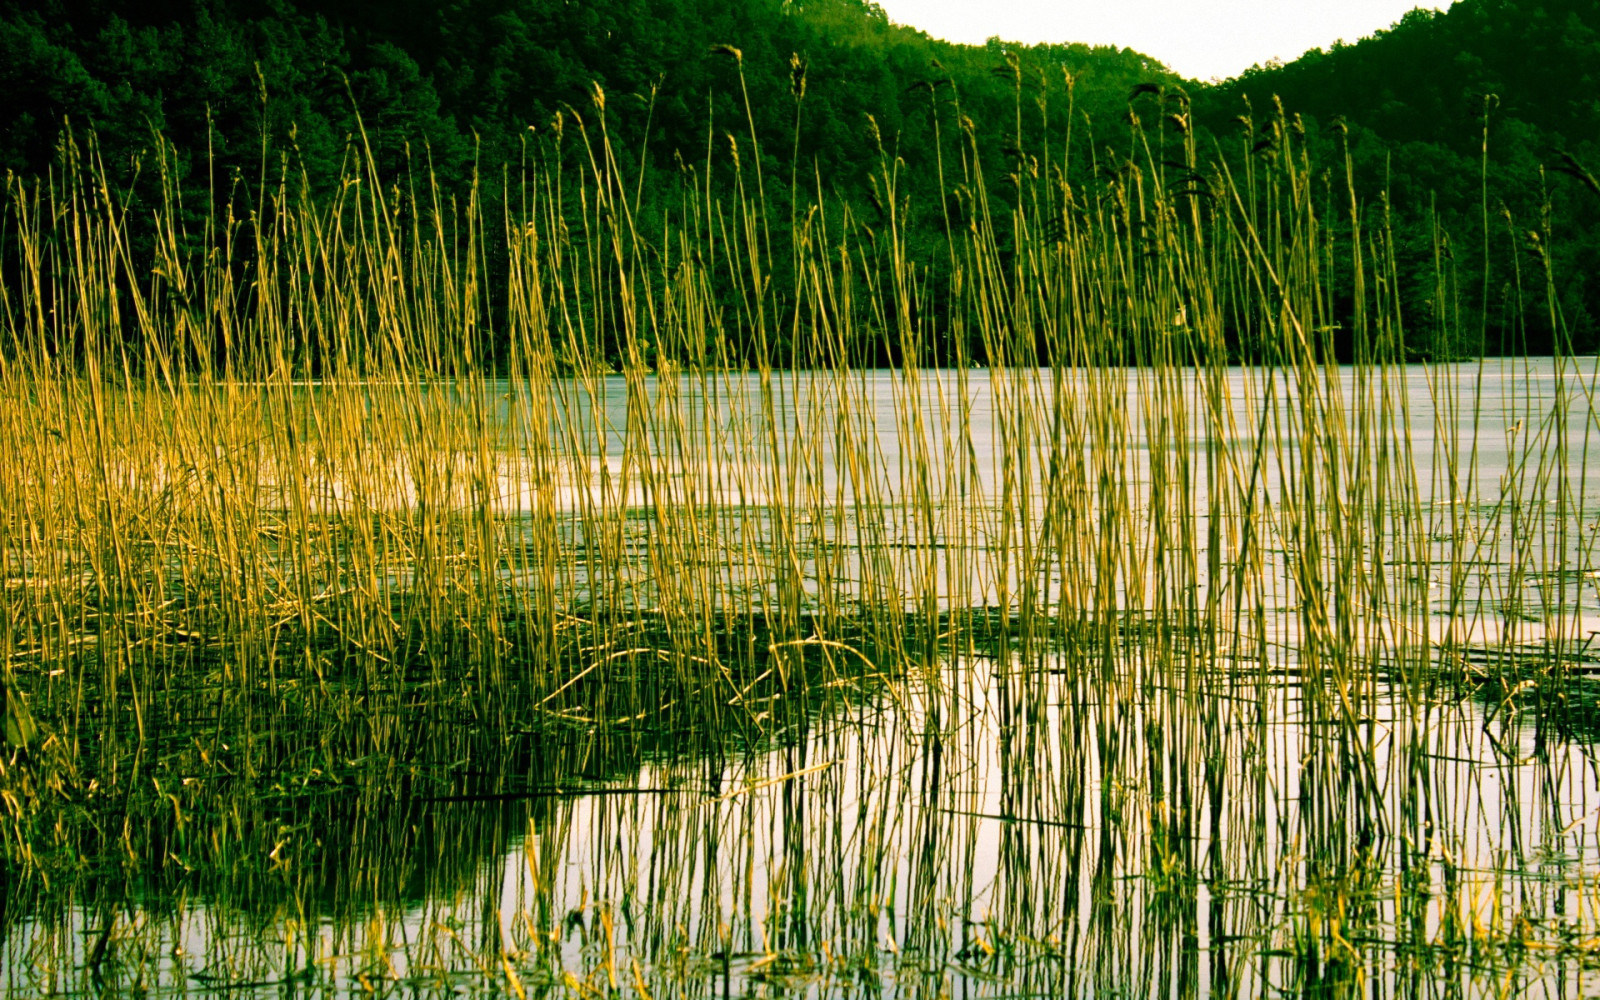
[4,357,1600,998]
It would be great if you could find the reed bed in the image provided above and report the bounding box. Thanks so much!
[1,78,1599,996]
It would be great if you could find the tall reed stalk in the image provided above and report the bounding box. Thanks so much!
[0,78,1594,891]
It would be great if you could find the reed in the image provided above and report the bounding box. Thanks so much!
[1,67,1598,997]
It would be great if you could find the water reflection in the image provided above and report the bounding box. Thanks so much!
[6,636,1600,997]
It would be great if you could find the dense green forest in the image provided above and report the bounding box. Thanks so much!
[0,0,1167,201]
[1201,0,1600,356]
[1,0,1596,358]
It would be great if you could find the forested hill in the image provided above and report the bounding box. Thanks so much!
[2,0,1598,355]
[1208,0,1598,156]
[0,0,1169,191]
[1196,0,1600,352]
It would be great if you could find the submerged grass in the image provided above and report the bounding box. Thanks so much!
[1,72,1599,996]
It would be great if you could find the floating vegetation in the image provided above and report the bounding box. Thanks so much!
[2,75,1599,997]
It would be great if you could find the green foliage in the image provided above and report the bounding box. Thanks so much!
[0,0,1169,209]
[1,0,1595,356]
[1199,0,1600,355]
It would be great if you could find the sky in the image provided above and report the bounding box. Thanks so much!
[871,0,1441,82]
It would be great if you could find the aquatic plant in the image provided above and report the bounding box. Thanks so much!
[1,60,1597,998]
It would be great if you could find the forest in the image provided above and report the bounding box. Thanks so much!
[1,0,1597,359]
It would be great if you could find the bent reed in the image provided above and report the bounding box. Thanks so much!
[0,75,1596,881]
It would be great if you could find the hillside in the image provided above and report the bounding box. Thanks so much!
[1196,0,1600,353]
[0,0,1171,198]
[1,0,1595,356]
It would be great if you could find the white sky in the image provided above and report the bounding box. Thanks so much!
[872,0,1441,82]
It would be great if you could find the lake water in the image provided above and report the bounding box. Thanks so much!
[5,358,1600,997]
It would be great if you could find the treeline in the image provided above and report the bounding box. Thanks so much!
[1,0,1597,359]
[0,0,1183,367]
